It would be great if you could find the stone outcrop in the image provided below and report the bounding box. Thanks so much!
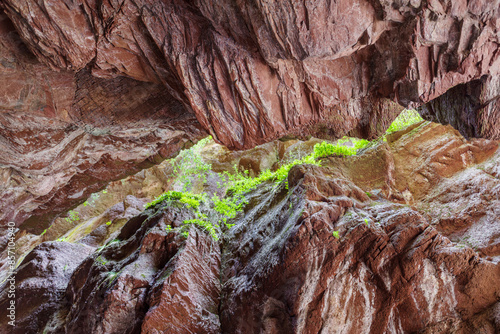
[0,12,206,228]
[1,122,499,333]
[1,0,500,228]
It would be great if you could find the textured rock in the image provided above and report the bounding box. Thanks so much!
[220,126,500,332]
[419,76,500,140]
[41,205,221,334]
[2,0,499,150]
[0,11,206,228]
[2,123,499,333]
[0,241,93,334]
[1,0,500,230]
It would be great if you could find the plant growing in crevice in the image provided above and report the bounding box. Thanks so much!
[168,137,213,192]
[145,131,393,241]
[64,210,80,223]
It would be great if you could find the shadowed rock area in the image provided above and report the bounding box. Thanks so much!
[1,122,499,333]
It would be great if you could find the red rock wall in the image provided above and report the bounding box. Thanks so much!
[1,0,499,227]
[2,0,499,147]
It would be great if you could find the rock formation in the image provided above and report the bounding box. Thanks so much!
[1,0,500,333]
[1,122,499,333]
[1,0,500,229]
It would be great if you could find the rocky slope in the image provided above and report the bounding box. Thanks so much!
[1,0,500,230]
[1,122,499,333]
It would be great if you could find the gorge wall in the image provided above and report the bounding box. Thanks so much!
[1,0,500,228]
[0,1,500,333]
[1,122,499,333]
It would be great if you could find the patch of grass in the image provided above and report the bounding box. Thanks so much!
[144,191,205,210]
[313,138,370,158]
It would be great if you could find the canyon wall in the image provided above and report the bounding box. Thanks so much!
[1,122,499,333]
[1,0,500,227]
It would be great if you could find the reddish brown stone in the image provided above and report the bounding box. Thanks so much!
[2,0,499,151]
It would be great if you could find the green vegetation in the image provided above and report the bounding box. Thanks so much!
[95,255,108,266]
[144,111,423,241]
[183,219,218,239]
[64,210,80,223]
[144,191,204,210]
[144,134,378,241]
[386,109,423,134]
[313,138,371,158]
[107,271,121,287]
[332,231,340,239]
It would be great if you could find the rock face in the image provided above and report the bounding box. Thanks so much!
[0,241,93,334]
[1,1,500,228]
[1,0,500,332]
[0,12,206,228]
[2,0,500,145]
[2,123,499,333]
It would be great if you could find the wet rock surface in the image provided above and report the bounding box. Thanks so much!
[1,123,499,333]
[0,241,93,334]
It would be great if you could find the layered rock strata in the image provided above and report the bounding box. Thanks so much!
[1,0,500,228]
[1,122,499,333]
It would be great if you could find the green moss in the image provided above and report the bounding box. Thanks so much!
[144,134,379,241]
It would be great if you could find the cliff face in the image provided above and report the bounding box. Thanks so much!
[1,1,500,333]
[1,123,499,334]
[1,0,500,227]
[3,0,500,145]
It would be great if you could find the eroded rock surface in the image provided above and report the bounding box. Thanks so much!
[1,0,500,229]
[0,11,206,228]
[1,123,499,333]
[2,0,500,145]
[0,241,93,334]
